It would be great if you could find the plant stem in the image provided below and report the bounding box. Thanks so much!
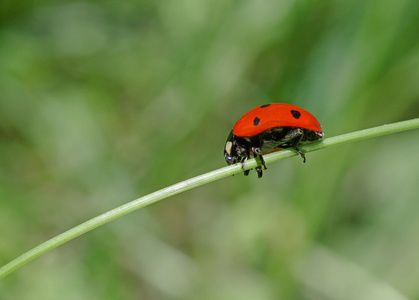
[1,118,418,279]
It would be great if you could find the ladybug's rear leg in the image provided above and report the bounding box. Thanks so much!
[294,148,306,163]
[282,128,306,163]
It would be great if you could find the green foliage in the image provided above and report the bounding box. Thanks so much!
[1,0,419,299]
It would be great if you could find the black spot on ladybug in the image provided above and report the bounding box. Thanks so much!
[291,110,301,119]
[253,117,260,126]
[260,104,271,108]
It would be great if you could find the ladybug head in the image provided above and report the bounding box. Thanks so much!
[224,130,244,165]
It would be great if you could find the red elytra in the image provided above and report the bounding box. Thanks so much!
[233,103,322,137]
[224,103,323,178]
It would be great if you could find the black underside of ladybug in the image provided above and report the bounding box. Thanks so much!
[224,126,323,178]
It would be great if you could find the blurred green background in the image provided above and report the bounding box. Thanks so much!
[1,0,419,299]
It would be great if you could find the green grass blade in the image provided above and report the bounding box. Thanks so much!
[0,118,418,279]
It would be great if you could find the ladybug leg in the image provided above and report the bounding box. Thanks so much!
[282,128,306,163]
[258,154,267,170]
[240,155,250,176]
[255,166,263,178]
[294,148,306,163]
[253,155,263,178]
[240,156,247,168]
[252,147,266,178]
[252,147,266,168]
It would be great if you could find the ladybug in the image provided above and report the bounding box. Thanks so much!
[224,103,323,178]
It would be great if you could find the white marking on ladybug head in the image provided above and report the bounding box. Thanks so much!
[225,141,233,155]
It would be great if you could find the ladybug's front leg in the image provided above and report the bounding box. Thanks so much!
[240,157,250,176]
[282,128,306,163]
[240,148,251,176]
